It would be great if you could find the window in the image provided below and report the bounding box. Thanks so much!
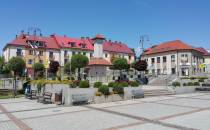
[78,52,81,54]
[69,42,76,47]
[151,58,155,64]
[29,50,33,55]
[64,50,68,57]
[39,51,43,56]
[49,52,53,58]
[157,57,160,63]
[105,53,108,58]
[28,59,33,64]
[181,54,188,63]
[72,51,75,55]
[129,55,131,60]
[171,55,175,62]
[39,60,43,63]
[64,59,68,64]
[90,53,93,57]
[80,43,86,48]
[163,56,167,62]
[83,52,86,55]
[16,48,22,56]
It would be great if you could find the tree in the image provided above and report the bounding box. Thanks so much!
[0,56,10,74]
[33,63,45,78]
[8,57,26,97]
[71,54,89,80]
[112,58,129,80]
[48,61,60,80]
[133,60,148,71]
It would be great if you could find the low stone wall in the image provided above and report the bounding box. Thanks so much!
[62,87,97,105]
[174,86,197,94]
[94,94,124,104]
[124,87,143,100]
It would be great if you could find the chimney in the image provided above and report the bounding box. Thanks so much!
[15,35,18,38]
[81,37,84,39]
[108,40,111,42]
[64,35,66,37]
[86,37,89,39]
[114,41,117,43]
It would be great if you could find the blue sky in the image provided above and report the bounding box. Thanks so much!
[0,0,210,54]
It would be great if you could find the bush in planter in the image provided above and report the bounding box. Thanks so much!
[198,79,204,82]
[113,85,124,94]
[79,80,89,88]
[94,82,102,88]
[98,85,109,95]
[190,77,196,80]
[129,81,139,87]
[193,82,200,86]
[183,83,187,86]
[172,82,181,87]
[108,82,115,87]
[187,82,194,86]
[118,82,129,87]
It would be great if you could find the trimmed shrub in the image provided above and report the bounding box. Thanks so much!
[183,83,187,86]
[193,82,200,86]
[190,77,196,80]
[98,85,109,95]
[198,79,204,82]
[113,85,124,94]
[129,81,139,87]
[94,82,102,88]
[17,89,24,94]
[118,82,129,87]
[79,81,89,88]
[187,82,194,86]
[172,82,181,87]
[108,82,115,87]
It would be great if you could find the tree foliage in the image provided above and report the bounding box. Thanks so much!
[71,54,89,80]
[64,61,73,74]
[48,61,60,74]
[113,58,129,70]
[33,63,45,78]
[133,60,148,71]
[8,57,26,76]
[0,56,10,74]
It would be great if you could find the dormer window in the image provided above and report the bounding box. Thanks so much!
[80,43,86,48]
[68,42,76,47]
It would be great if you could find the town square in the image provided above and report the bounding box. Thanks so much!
[1,0,210,130]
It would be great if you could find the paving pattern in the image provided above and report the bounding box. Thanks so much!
[1,92,210,130]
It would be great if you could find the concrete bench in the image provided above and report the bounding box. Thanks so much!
[131,89,144,99]
[72,94,93,105]
[38,92,52,104]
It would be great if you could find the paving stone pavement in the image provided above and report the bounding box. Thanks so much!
[0,93,210,130]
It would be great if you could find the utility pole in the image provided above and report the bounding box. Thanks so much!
[139,35,149,58]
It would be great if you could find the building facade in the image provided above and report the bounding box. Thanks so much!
[141,40,207,76]
[3,33,135,78]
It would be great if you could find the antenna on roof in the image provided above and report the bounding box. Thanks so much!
[135,35,150,59]
[27,27,42,36]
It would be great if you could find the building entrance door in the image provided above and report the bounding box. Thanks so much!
[171,68,176,74]
[181,68,189,76]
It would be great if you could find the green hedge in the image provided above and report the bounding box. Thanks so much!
[172,82,181,87]
[79,81,90,88]
[94,82,102,88]
[98,85,109,95]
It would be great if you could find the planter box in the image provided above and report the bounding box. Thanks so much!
[174,86,197,94]
[94,94,124,104]
[62,87,97,105]
[124,87,144,100]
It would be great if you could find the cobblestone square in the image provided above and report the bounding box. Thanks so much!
[1,92,210,130]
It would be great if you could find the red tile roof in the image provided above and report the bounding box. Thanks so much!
[7,34,60,50]
[52,35,94,51]
[195,47,210,56]
[103,41,134,54]
[88,58,111,66]
[143,40,194,55]
[5,34,134,55]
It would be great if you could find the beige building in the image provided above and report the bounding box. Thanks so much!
[141,40,206,76]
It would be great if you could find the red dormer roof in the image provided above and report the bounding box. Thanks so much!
[143,40,194,55]
[52,35,94,51]
[6,34,60,50]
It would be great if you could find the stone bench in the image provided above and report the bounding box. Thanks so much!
[131,89,144,99]
[72,94,93,105]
